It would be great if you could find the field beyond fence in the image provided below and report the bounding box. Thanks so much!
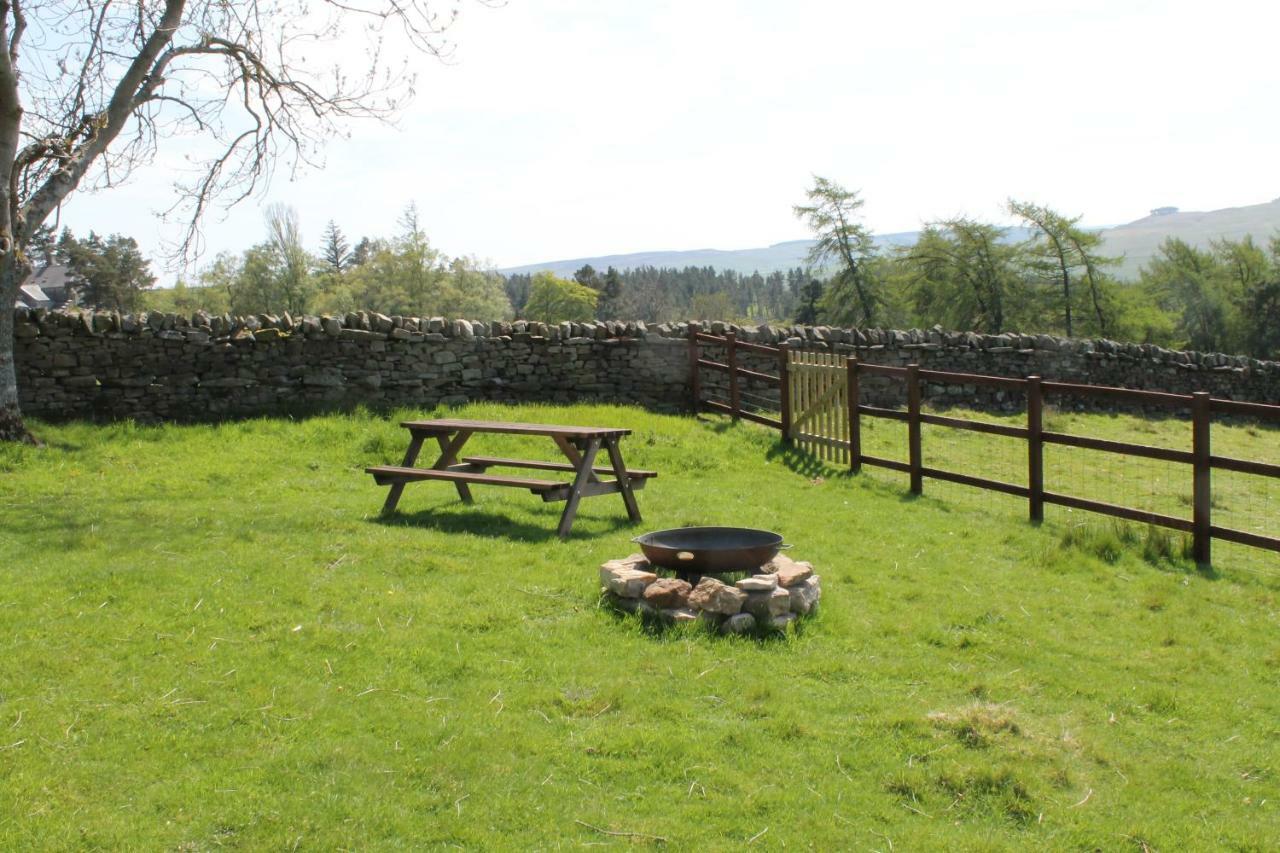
[690,329,1280,567]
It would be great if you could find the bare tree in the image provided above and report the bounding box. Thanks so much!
[0,0,487,443]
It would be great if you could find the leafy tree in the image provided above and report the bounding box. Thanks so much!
[446,255,513,320]
[597,266,623,319]
[197,252,244,311]
[216,206,314,315]
[145,278,230,314]
[29,225,57,268]
[900,219,1022,333]
[341,205,510,318]
[504,272,532,315]
[0,0,489,442]
[573,264,601,291]
[1217,235,1280,359]
[63,232,157,311]
[1009,199,1118,337]
[689,291,735,321]
[795,280,824,324]
[350,237,376,268]
[794,176,879,325]
[523,271,597,323]
[1240,278,1280,359]
[264,205,313,314]
[1141,238,1235,352]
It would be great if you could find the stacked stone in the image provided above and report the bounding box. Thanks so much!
[11,307,1280,424]
[599,553,822,635]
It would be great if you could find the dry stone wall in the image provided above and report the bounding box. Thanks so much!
[11,307,1280,423]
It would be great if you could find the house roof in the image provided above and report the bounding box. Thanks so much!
[16,282,52,308]
[28,263,73,294]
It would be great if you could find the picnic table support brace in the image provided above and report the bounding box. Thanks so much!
[433,431,475,504]
[382,433,425,513]
[604,436,642,522]
[557,437,602,539]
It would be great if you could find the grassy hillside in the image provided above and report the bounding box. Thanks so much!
[1,404,1277,848]
[500,231,932,278]
[1100,197,1280,280]
[502,199,1280,284]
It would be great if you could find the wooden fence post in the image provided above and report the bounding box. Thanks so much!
[1192,391,1212,566]
[907,362,923,495]
[726,331,740,420]
[778,343,792,443]
[1027,375,1044,523]
[847,356,861,473]
[687,323,701,414]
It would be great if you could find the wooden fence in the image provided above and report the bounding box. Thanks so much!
[688,328,1280,565]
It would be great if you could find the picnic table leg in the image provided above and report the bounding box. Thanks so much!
[382,433,426,513]
[433,430,475,504]
[556,437,602,539]
[603,436,642,523]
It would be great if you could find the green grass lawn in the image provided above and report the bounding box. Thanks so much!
[1,403,1278,849]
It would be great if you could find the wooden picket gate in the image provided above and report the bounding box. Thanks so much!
[786,350,849,464]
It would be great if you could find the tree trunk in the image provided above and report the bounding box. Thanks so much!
[0,252,37,444]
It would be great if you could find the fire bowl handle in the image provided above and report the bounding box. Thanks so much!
[676,551,696,561]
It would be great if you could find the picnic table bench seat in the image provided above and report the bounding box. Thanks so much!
[460,455,657,479]
[365,465,569,493]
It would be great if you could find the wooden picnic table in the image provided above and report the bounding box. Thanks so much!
[366,419,656,538]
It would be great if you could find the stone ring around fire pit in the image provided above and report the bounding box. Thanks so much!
[599,552,822,635]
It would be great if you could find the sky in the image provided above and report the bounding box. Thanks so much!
[54,0,1280,283]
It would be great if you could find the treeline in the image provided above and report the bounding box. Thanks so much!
[48,188,1280,362]
[504,265,812,324]
[791,177,1280,360]
[149,204,511,320]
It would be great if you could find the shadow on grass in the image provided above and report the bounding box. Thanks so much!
[599,597,804,643]
[763,441,839,479]
[373,506,637,542]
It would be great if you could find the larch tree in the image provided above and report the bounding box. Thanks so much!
[0,0,488,443]
[793,176,879,326]
[1008,199,1116,338]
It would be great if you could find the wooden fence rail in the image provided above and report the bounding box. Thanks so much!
[687,328,1280,566]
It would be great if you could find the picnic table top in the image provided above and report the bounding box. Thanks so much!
[399,418,632,439]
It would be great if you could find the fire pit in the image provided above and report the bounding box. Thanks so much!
[599,543,822,635]
[631,526,788,580]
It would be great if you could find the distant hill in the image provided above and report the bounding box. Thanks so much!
[1097,198,1280,279]
[502,198,1280,281]
[499,231,927,279]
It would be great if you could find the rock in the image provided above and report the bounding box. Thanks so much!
[601,554,649,573]
[612,595,656,616]
[643,577,692,608]
[661,607,698,624]
[765,554,814,587]
[454,319,475,339]
[687,578,746,615]
[735,573,777,592]
[719,613,756,635]
[599,564,657,598]
[744,587,791,619]
[769,612,797,631]
[789,576,821,615]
